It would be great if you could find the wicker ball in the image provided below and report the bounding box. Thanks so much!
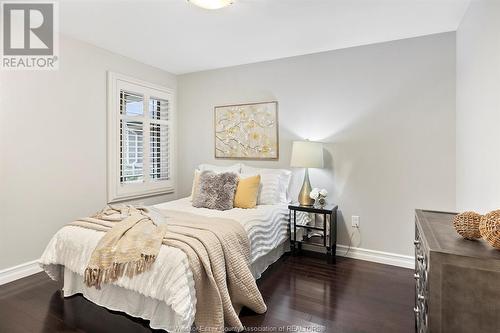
[453,211,482,239]
[479,210,500,249]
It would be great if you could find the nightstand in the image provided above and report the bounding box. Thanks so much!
[288,204,338,264]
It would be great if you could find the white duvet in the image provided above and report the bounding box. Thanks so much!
[39,198,291,332]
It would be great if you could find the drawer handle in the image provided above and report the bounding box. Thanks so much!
[413,307,420,314]
[417,294,425,301]
[414,240,420,246]
[413,273,420,280]
[417,255,424,262]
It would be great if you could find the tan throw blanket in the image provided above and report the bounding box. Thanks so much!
[69,205,267,332]
[72,205,167,288]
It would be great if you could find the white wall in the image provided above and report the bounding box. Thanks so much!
[178,33,456,257]
[0,36,177,270]
[0,31,458,270]
[456,0,500,213]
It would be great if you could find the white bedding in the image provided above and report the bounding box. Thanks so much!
[155,197,289,262]
[40,197,291,332]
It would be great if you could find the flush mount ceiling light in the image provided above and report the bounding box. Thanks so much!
[188,0,234,10]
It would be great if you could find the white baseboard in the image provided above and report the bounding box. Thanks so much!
[0,245,414,286]
[301,243,414,269]
[0,260,42,286]
[336,245,415,269]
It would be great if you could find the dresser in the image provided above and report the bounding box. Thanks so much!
[414,210,500,333]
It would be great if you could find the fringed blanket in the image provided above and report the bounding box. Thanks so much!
[67,205,267,332]
[69,206,167,288]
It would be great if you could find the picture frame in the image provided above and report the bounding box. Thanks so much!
[214,101,279,160]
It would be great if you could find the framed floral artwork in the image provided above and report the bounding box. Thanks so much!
[214,101,279,160]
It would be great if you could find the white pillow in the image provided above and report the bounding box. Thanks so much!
[239,172,280,205]
[198,163,242,174]
[241,165,292,205]
[189,169,201,202]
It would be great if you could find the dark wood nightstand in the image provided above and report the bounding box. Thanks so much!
[288,204,338,264]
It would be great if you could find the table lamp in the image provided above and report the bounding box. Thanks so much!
[290,140,324,206]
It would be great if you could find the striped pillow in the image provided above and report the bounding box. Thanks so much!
[241,166,292,205]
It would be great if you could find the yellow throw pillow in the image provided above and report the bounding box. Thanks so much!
[234,175,261,209]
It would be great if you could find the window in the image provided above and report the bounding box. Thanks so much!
[107,72,174,202]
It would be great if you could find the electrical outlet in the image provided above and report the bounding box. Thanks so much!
[351,216,360,228]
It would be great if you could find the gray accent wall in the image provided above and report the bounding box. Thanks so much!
[178,33,457,257]
[456,0,500,213]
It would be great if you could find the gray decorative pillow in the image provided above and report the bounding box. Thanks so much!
[192,171,239,211]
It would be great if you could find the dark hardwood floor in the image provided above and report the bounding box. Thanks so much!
[0,254,414,333]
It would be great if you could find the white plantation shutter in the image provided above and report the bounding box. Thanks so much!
[120,91,144,184]
[149,98,170,181]
[108,72,175,202]
[120,119,144,183]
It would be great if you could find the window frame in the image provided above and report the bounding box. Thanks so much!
[107,71,175,203]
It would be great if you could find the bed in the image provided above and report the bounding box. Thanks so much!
[39,196,292,332]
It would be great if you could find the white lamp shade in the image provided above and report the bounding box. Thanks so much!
[188,0,233,9]
[290,141,324,168]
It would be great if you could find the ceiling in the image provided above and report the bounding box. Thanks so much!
[59,0,470,74]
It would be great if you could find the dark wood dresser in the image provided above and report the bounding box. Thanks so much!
[415,210,500,333]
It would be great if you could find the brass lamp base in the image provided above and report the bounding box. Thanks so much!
[298,168,314,206]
